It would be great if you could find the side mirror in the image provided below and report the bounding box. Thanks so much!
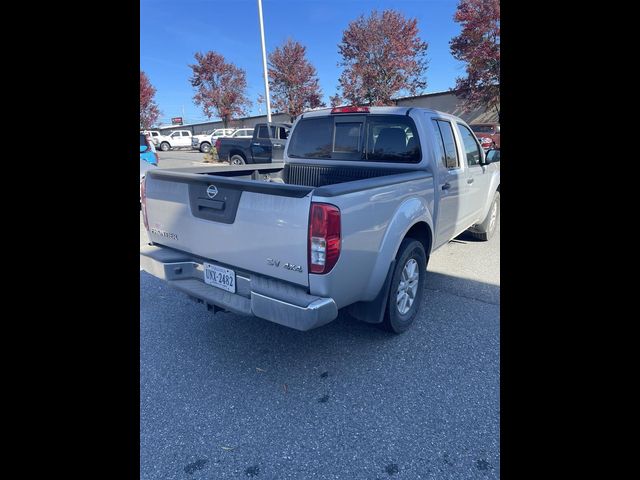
[484,148,500,164]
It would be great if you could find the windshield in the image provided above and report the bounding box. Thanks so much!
[470,124,495,134]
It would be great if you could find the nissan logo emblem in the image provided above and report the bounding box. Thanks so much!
[206,185,218,199]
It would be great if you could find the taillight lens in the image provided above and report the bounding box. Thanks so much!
[308,203,341,274]
[141,176,149,230]
[215,138,222,152]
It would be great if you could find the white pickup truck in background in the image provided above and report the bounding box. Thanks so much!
[157,130,194,151]
[191,128,236,153]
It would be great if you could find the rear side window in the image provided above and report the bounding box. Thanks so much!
[287,115,420,162]
[257,125,271,139]
[182,131,190,137]
[433,120,459,169]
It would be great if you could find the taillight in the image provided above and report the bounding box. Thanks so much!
[153,152,159,165]
[141,176,149,230]
[331,106,369,114]
[308,203,341,274]
[215,138,222,152]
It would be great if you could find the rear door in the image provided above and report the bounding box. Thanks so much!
[431,118,468,243]
[271,126,289,161]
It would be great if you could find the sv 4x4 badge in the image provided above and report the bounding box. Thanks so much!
[267,258,303,272]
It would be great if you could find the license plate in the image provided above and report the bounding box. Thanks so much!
[203,263,236,293]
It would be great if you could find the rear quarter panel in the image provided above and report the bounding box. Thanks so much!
[309,175,435,308]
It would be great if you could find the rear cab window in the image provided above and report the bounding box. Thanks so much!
[287,114,420,162]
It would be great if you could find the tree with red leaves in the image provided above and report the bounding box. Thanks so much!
[189,51,251,128]
[268,39,324,121]
[337,10,428,106]
[450,0,500,114]
[329,93,343,108]
[140,71,160,129]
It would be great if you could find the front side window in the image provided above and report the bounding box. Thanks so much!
[171,132,180,138]
[457,124,482,166]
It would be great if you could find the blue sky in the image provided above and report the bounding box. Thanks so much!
[140,0,465,125]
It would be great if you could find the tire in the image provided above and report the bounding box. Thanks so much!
[160,142,170,152]
[468,191,500,241]
[200,142,211,153]
[230,154,246,165]
[382,239,427,334]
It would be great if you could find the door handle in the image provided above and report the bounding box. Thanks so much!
[252,143,261,146]
[467,178,474,184]
[273,144,283,148]
[442,183,451,191]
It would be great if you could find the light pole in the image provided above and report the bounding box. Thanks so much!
[257,0,271,123]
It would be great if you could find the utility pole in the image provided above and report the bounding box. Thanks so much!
[257,0,271,123]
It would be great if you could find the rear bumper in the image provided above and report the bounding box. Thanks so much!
[140,244,338,331]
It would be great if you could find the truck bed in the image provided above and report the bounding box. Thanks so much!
[158,162,409,188]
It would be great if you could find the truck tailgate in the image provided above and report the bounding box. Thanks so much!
[144,170,313,287]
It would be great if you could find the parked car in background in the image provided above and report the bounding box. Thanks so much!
[141,130,161,146]
[157,130,194,151]
[191,128,235,153]
[230,128,254,139]
[140,133,159,166]
[215,123,291,165]
[141,106,500,333]
[470,123,500,150]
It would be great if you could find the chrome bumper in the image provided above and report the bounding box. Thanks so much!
[140,244,338,331]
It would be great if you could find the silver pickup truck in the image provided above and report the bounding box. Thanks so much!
[140,106,500,333]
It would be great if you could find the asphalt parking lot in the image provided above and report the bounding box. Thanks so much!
[140,209,500,479]
[156,149,222,169]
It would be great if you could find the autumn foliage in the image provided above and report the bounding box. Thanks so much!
[450,0,500,114]
[140,71,160,129]
[268,39,324,120]
[337,10,428,106]
[189,51,251,128]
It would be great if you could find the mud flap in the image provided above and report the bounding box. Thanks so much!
[347,260,396,324]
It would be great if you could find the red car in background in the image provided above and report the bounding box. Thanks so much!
[470,123,500,151]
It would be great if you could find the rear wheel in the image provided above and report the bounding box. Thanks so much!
[468,191,500,241]
[230,154,246,165]
[200,142,211,153]
[382,239,427,334]
[160,142,170,152]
